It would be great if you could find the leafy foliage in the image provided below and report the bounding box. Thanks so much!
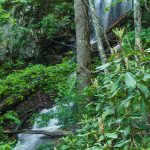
[40,2,74,39]
[123,28,150,50]
[0,59,75,148]
[0,60,25,78]
[58,41,150,149]
[0,0,74,61]
[0,60,75,106]
[37,141,54,150]
[0,111,19,149]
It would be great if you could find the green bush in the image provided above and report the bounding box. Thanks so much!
[123,28,150,50]
[0,59,75,147]
[0,111,19,147]
[0,60,75,106]
[37,141,54,150]
[0,60,25,78]
[40,2,74,39]
[58,48,150,149]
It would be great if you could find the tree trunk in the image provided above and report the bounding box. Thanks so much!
[134,0,142,50]
[74,0,91,91]
[89,0,107,65]
[3,129,68,138]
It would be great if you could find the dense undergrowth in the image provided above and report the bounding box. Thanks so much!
[0,59,75,102]
[58,56,150,149]
[0,59,75,149]
[56,29,150,149]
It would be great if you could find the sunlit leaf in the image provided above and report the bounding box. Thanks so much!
[143,74,150,81]
[114,139,131,148]
[125,72,136,89]
[96,63,111,70]
[111,75,122,93]
[105,133,118,139]
[137,83,149,98]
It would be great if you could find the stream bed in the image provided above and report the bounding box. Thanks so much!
[14,106,60,150]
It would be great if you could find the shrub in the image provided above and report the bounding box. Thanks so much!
[58,45,150,149]
[40,2,74,39]
[0,60,75,106]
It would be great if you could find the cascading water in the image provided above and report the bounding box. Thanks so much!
[95,0,133,28]
[90,0,133,41]
[14,106,60,150]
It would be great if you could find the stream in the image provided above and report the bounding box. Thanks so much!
[14,106,60,150]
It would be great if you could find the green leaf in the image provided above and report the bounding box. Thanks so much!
[137,83,149,98]
[143,74,150,81]
[119,127,131,136]
[0,0,5,4]
[141,99,147,115]
[96,104,101,111]
[111,76,122,93]
[105,133,118,139]
[114,139,131,148]
[120,94,134,108]
[125,72,136,89]
[113,28,125,40]
[96,63,111,70]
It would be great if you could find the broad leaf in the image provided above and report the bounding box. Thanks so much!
[114,139,131,148]
[96,63,111,70]
[145,48,150,52]
[125,72,136,89]
[119,127,131,136]
[141,99,147,115]
[120,94,134,108]
[111,76,122,93]
[105,133,118,139]
[137,83,149,98]
[143,74,150,81]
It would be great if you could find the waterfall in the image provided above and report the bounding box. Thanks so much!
[95,0,133,28]
[14,106,60,150]
[90,0,133,43]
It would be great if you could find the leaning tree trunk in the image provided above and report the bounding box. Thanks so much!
[134,0,142,51]
[89,0,107,65]
[74,0,91,91]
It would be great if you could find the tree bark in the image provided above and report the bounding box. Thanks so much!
[134,0,142,50]
[3,129,67,138]
[89,0,107,65]
[74,0,91,91]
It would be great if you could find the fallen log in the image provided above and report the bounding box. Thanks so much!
[3,129,68,138]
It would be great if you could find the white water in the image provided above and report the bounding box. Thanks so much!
[14,106,60,150]
[95,0,133,28]
[91,0,133,43]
